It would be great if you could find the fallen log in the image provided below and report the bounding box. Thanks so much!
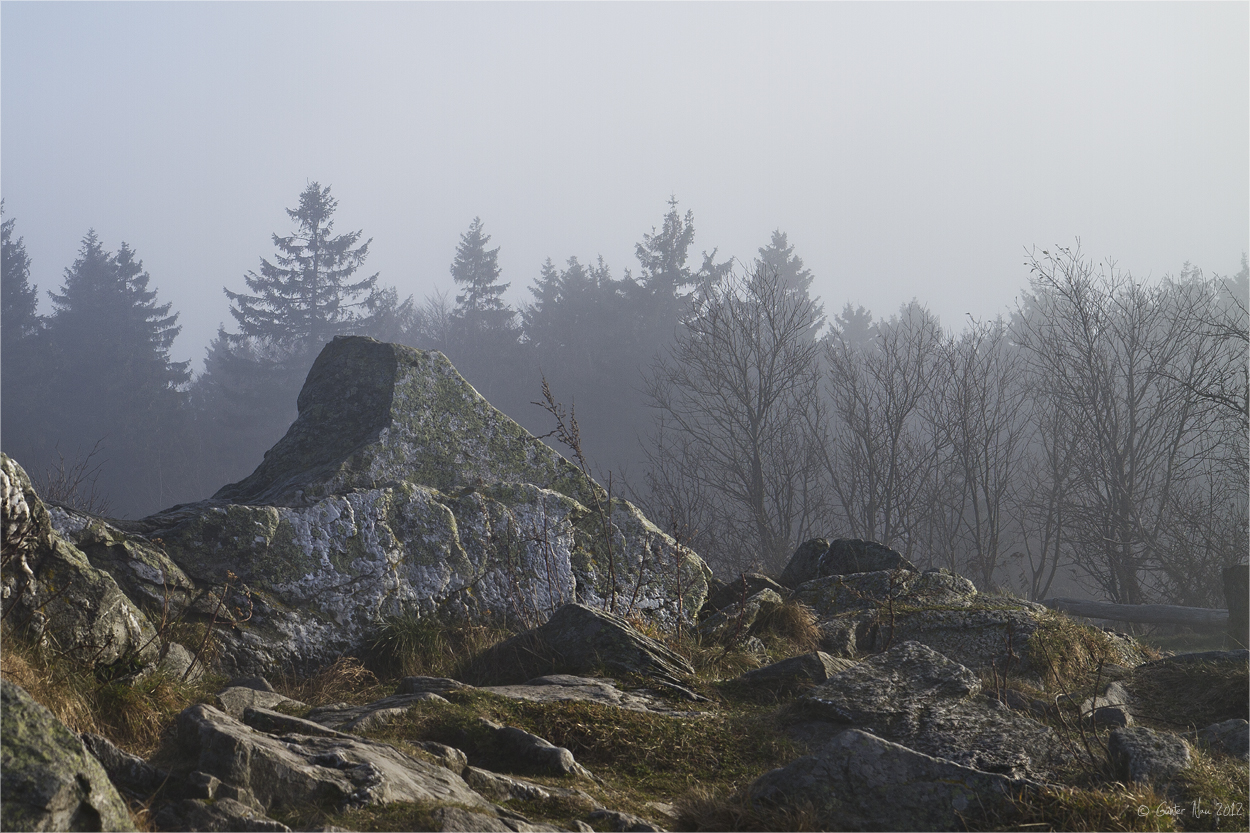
[1042,598,1229,629]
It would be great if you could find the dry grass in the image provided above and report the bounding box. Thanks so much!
[274,655,389,707]
[672,785,822,832]
[1126,658,1249,732]
[364,611,513,681]
[0,626,217,759]
[752,598,820,654]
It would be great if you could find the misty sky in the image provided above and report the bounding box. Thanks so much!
[2,2,1246,371]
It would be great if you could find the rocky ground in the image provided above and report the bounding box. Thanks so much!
[3,338,1247,831]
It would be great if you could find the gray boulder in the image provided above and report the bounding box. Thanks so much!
[698,588,784,643]
[733,651,857,693]
[797,641,1069,779]
[779,538,916,588]
[463,602,695,691]
[1109,726,1192,786]
[151,798,290,832]
[748,728,1035,831]
[703,572,788,615]
[476,718,597,781]
[0,679,135,832]
[1191,719,1250,761]
[80,733,167,803]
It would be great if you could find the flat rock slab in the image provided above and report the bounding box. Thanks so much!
[481,675,695,715]
[177,703,491,815]
[748,728,1036,831]
[215,686,309,719]
[798,641,1069,779]
[307,692,450,732]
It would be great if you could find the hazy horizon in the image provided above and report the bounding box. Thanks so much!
[3,1,1246,372]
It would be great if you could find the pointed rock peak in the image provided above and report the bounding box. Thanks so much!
[213,336,595,507]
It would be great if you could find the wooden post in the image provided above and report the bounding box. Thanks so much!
[1224,564,1249,649]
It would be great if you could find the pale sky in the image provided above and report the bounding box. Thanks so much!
[3,1,1246,370]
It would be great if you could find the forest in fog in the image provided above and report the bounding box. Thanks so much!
[2,185,1246,609]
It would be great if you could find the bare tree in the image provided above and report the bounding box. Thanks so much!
[1015,245,1233,605]
[643,265,826,576]
[926,318,1031,589]
[820,301,944,561]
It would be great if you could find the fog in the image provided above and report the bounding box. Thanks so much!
[3,2,1245,368]
[2,2,1246,605]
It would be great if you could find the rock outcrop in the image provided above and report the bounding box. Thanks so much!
[4,337,711,678]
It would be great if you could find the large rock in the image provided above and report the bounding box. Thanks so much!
[748,728,1036,831]
[778,538,916,588]
[463,602,695,691]
[1109,727,1192,786]
[1,679,136,832]
[1,455,160,672]
[77,338,709,675]
[795,641,1070,779]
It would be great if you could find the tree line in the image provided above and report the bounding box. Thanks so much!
[2,186,1245,607]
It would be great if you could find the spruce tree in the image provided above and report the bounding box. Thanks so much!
[450,216,514,334]
[1,205,47,471]
[43,231,191,515]
[225,182,378,352]
[1,203,39,344]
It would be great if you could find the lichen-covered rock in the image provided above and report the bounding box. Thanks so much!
[748,728,1036,831]
[49,504,201,621]
[2,453,54,565]
[796,568,977,617]
[1109,726,1192,786]
[2,458,165,674]
[1,679,136,832]
[213,336,598,508]
[797,641,1070,779]
[107,338,710,675]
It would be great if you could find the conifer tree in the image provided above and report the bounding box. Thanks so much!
[225,182,378,352]
[450,216,514,334]
[1,205,47,472]
[42,231,191,514]
[1,202,39,345]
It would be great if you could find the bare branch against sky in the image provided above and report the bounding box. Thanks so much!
[2,2,1246,369]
